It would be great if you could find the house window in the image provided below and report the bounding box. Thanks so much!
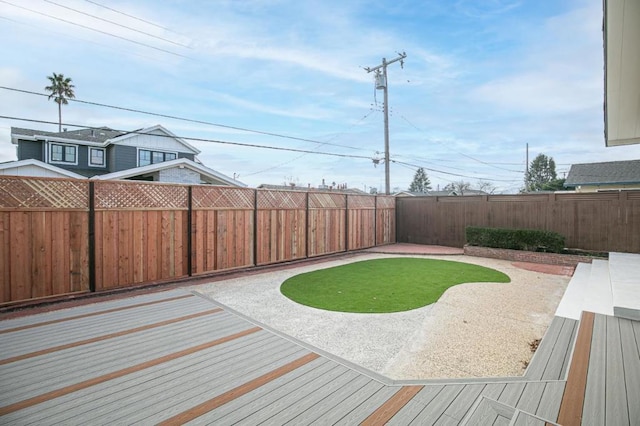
[89,148,105,167]
[138,149,177,166]
[50,143,77,164]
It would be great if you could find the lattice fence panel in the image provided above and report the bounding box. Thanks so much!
[192,186,255,209]
[257,190,306,209]
[309,192,346,209]
[0,176,88,209]
[94,181,188,210]
[347,195,375,209]
[376,196,396,209]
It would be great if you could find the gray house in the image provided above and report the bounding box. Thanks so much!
[564,159,640,192]
[5,125,244,186]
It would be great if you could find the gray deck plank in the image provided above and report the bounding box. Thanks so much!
[511,410,546,426]
[408,384,464,425]
[189,358,334,425]
[559,319,578,379]
[0,289,192,330]
[461,398,500,426]
[387,385,445,426]
[2,314,240,378]
[77,346,309,423]
[272,370,370,425]
[534,381,564,421]
[605,315,630,426]
[524,317,565,380]
[14,332,287,423]
[435,383,486,424]
[282,373,373,425]
[583,313,606,425]
[514,382,545,414]
[1,319,251,404]
[5,332,278,424]
[494,414,511,426]
[497,382,526,407]
[231,364,351,425]
[309,379,385,425]
[333,386,400,425]
[619,318,640,423]
[541,318,578,380]
[99,348,310,424]
[480,383,507,400]
[0,298,218,356]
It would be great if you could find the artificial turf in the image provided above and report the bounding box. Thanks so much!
[280,257,510,313]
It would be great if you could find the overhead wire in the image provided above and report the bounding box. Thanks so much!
[44,0,191,48]
[82,0,178,33]
[1,115,374,160]
[0,86,369,152]
[0,0,188,58]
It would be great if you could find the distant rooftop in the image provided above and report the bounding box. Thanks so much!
[11,126,127,143]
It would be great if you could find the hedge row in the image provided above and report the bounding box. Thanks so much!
[465,226,565,253]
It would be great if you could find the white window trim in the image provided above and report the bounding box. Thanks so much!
[88,147,106,167]
[49,142,79,166]
[136,147,178,167]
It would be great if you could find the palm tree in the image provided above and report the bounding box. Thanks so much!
[45,73,75,132]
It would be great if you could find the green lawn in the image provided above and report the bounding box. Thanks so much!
[280,258,510,313]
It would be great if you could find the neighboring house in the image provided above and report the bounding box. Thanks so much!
[257,183,366,195]
[395,189,488,197]
[564,159,640,192]
[7,125,245,186]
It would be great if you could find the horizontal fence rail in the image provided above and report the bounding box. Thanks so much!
[0,176,395,304]
[396,191,640,253]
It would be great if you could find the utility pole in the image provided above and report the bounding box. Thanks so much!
[525,143,529,192]
[365,52,407,195]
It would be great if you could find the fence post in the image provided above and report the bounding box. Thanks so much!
[345,194,349,252]
[88,181,96,292]
[187,186,193,277]
[374,195,378,247]
[305,192,309,258]
[253,189,258,266]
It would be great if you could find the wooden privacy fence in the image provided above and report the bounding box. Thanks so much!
[0,176,395,304]
[396,191,640,253]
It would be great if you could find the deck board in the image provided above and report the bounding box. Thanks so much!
[2,289,639,425]
[619,318,640,423]
[604,314,629,425]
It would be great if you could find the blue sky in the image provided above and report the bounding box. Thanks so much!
[1,0,639,193]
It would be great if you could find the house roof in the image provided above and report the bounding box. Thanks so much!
[257,184,366,194]
[91,158,245,186]
[11,127,125,144]
[0,159,85,179]
[11,125,201,154]
[604,0,640,146]
[564,159,640,186]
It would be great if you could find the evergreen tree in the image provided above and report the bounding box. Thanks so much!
[525,154,561,191]
[408,168,432,193]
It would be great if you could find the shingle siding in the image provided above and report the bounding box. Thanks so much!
[178,152,195,161]
[17,140,43,161]
[110,145,138,172]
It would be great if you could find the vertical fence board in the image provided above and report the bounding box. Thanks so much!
[397,192,640,252]
[0,212,9,303]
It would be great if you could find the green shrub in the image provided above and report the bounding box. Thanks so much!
[466,226,565,253]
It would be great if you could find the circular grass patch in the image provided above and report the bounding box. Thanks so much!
[280,258,510,313]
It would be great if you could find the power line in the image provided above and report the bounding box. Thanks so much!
[391,159,518,182]
[0,0,188,58]
[44,0,190,48]
[83,0,177,33]
[0,86,369,153]
[1,115,375,161]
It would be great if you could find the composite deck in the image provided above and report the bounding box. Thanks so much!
[0,288,637,425]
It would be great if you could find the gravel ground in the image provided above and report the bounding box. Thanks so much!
[189,253,569,380]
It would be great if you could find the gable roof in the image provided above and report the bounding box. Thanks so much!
[0,159,85,179]
[565,159,640,186]
[92,158,245,186]
[109,125,201,154]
